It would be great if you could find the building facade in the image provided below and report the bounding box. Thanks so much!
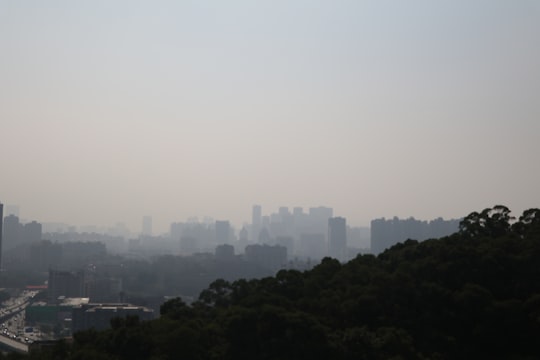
[48,269,86,303]
[328,217,347,262]
[72,303,154,333]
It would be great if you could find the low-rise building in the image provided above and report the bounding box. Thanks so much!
[72,303,154,333]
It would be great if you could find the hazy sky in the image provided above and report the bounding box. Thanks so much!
[1,1,539,234]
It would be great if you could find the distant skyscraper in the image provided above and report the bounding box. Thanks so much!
[48,269,86,303]
[0,202,3,270]
[328,217,347,262]
[142,216,152,236]
[3,214,21,250]
[370,216,460,254]
[251,205,262,241]
[215,220,231,244]
[24,221,42,243]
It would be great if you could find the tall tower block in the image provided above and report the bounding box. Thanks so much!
[328,216,347,262]
[251,205,262,241]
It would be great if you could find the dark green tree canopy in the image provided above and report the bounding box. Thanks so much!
[459,205,515,238]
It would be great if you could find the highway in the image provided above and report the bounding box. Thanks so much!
[0,332,28,353]
[0,290,39,354]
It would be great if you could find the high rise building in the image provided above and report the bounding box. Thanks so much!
[3,214,21,250]
[215,220,230,244]
[72,303,154,333]
[370,216,460,254]
[24,221,42,243]
[251,205,262,241]
[48,269,86,303]
[328,217,347,262]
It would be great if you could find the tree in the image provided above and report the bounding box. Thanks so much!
[160,297,189,320]
[199,278,232,307]
[513,208,540,237]
[459,205,514,238]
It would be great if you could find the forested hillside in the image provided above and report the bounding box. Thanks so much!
[6,206,540,360]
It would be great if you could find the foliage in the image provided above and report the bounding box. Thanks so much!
[18,206,540,359]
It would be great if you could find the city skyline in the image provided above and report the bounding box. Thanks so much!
[2,201,470,234]
[1,1,539,234]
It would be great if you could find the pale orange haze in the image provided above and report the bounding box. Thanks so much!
[1,1,539,233]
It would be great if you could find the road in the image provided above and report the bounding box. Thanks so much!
[0,332,28,353]
[0,290,39,353]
